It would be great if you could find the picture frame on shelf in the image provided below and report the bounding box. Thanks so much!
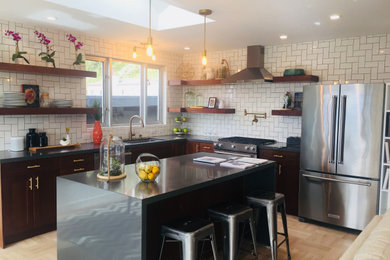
[208,97,217,108]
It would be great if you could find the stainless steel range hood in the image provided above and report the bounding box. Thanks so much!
[223,45,273,84]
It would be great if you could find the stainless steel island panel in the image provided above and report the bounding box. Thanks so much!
[57,178,142,260]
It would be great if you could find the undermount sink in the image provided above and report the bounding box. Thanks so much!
[122,138,162,144]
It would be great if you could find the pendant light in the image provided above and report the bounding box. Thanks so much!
[146,0,153,57]
[199,9,212,66]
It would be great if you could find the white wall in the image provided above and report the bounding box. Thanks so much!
[0,20,182,150]
[181,34,390,142]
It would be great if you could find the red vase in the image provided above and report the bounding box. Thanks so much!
[93,120,102,144]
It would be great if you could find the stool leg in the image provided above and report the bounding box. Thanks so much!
[229,219,239,260]
[210,229,218,260]
[249,217,258,257]
[182,237,197,260]
[158,235,166,260]
[280,200,291,260]
[267,203,277,260]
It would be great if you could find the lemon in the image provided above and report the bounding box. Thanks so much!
[138,163,145,171]
[138,170,147,180]
[145,165,152,173]
[148,173,155,181]
[152,166,159,174]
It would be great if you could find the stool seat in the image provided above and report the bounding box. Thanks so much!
[159,216,218,260]
[247,191,285,205]
[208,203,257,260]
[208,203,252,220]
[246,191,291,260]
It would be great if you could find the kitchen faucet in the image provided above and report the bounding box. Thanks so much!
[129,115,144,140]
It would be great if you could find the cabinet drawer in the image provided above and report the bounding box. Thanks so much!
[260,149,299,162]
[198,143,214,153]
[2,158,59,176]
[59,153,94,175]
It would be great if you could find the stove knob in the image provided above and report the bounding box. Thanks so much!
[231,144,236,149]
[244,146,250,150]
[218,143,222,148]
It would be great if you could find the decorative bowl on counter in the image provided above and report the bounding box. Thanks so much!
[135,153,160,182]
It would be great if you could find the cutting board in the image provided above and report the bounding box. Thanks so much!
[29,143,81,153]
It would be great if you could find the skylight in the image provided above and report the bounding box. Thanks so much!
[45,0,214,30]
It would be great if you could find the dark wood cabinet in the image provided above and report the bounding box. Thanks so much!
[59,153,95,176]
[186,141,214,154]
[128,141,186,164]
[260,149,300,215]
[0,158,59,247]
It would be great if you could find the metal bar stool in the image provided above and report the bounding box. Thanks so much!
[159,216,218,260]
[246,191,291,260]
[208,203,257,260]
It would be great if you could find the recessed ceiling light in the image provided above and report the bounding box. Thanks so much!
[280,35,288,40]
[184,47,190,50]
[314,21,321,26]
[330,14,340,20]
[47,16,57,21]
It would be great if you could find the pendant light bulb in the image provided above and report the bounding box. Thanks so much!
[202,50,207,66]
[147,44,153,57]
[152,53,156,61]
[132,47,137,59]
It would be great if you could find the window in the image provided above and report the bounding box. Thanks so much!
[86,57,164,126]
[86,58,104,125]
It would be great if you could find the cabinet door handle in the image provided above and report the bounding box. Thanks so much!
[73,159,85,163]
[274,155,283,158]
[278,164,282,175]
[28,177,33,190]
[196,144,200,152]
[202,146,211,150]
[74,168,85,172]
[27,165,40,169]
[35,176,39,190]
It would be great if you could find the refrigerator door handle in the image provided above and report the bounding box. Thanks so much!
[338,95,347,164]
[302,174,372,187]
[329,95,338,163]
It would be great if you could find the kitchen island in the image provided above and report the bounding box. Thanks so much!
[57,152,275,260]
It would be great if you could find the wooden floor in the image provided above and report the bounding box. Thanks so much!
[0,215,358,260]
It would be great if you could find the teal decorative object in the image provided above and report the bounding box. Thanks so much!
[283,69,305,76]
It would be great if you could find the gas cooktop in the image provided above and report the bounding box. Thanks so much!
[218,136,276,146]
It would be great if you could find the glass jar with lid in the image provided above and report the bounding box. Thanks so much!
[97,134,126,181]
[184,90,196,107]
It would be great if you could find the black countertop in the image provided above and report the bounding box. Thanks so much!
[0,134,299,163]
[60,152,275,204]
[260,142,301,153]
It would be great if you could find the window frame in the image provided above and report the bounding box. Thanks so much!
[86,55,165,127]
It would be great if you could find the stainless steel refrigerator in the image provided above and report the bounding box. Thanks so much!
[299,83,385,230]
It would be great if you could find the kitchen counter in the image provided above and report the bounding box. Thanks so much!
[0,135,217,163]
[261,142,300,153]
[57,153,276,260]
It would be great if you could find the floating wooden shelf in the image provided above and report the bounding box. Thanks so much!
[168,107,235,114]
[272,109,302,116]
[0,62,96,78]
[0,107,97,115]
[168,79,223,86]
[272,75,319,83]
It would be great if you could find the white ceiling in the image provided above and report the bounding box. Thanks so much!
[1,0,390,54]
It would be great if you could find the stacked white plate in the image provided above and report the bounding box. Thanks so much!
[51,99,73,108]
[3,93,26,107]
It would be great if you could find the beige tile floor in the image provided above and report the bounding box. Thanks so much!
[0,215,357,260]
